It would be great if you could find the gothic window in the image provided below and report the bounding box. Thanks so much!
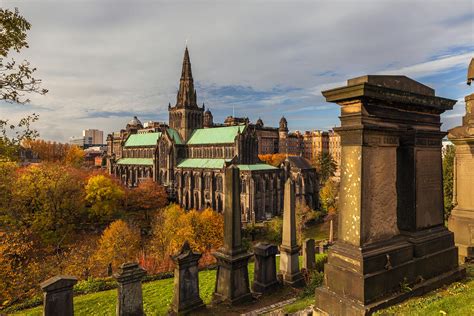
[216,176,223,191]
[241,179,246,194]
[205,175,211,190]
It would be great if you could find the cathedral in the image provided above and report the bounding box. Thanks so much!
[106,47,318,223]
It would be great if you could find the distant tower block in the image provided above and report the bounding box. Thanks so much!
[315,75,464,315]
[448,58,474,263]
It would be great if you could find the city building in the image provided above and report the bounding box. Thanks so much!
[328,130,341,177]
[106,47,319,222]
[83,129,104,145]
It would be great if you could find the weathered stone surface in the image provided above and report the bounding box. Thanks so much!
[328,219,334,244]
[114,263,146,316]
[213,164,252,304]
[253,242,278,293]
[448,62,474,263]
[315,74,464,315]
[279,179,304,287]
[170,241,204,315]
[41,275,77,316]
[302,239,315,271]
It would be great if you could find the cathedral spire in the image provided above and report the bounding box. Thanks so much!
[176,46,197,108]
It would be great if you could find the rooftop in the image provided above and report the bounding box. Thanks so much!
[187,125,245,145]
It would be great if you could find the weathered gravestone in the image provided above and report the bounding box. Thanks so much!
[315,75,465,315]
[253,242,279,293]
[302,238,316,271]
[40,275,77,316]
[213,164,253,304]
[170,241,204,315]
[448,58,474,263]
[279,178,304,286]
[114,262,146,316]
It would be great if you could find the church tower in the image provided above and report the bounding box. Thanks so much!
[168,47,204,141]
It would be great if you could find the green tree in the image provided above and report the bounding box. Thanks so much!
[313,152,337,185]
[443,145,455,220]
[0,8,47,161]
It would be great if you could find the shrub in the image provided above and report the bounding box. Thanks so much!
[264,217,283,243]
[315,253,328,272]
[301,270,324,297]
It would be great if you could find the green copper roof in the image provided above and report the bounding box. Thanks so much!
[167,128,183,144]
[177,158,227,169]
[124,132,161,147]
[187,125,245,145]
[237,164,278,171]
[117,158,154,165]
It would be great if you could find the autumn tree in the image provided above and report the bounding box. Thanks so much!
[94,220,140,273]
[258,153,289,167]
[85,174,125,221]
[7,164,86,247]
[64,145,85,167]
[0,8,47,161]
[319,179,338,214]
[313,152,337,185]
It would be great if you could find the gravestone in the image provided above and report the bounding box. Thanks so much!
[114,263,146,316]
[170,241,204,314]
[253,242,279,293]
[315,75,464,315]
[279,178,304,286]
[448,58,474,263]
[213,164,253,304]
[40,275,77,316]
[302,239,316,271]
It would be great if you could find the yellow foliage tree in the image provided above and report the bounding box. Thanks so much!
[85,174,125,220]
[64,145,84,167]
[94,220,140,273]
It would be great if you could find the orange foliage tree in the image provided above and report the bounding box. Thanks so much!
[64,145,85,167]
[258,153,289,167]
[94,220,141,274]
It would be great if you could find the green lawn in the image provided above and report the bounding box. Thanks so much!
[15,264,256,316]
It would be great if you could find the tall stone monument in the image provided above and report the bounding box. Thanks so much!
[315,75,464,315]
[213,165,253,304]
[114,263,147,316]
[279,178,304,286]
[170,241,204,314]
[40,275,77,316]
[448,58,474,263]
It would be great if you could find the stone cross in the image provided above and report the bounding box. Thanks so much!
[252,242,278,293]
[213,164,252,304]
[279,178,304,286]
[40,275,77,316]
[114,263,147,316]
[170,241,204,314]
[302,238,316,271]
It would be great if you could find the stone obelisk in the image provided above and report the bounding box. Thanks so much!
[279,178,304,286]
[212,165,252,304]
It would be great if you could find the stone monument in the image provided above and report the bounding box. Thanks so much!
[213,164,253,304]
[114,262,147,316]
[40,275,77,316]
[448,58,474,263]
[328,219,334,244]
[302,238,316,271]
[315,75,465,315]
[279,178,304,286]
[253,242,279,293]
[170,241,205,314]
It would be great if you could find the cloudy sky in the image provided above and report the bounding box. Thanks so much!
[1,0,473,142]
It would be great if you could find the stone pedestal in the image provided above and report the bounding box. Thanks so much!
[253,242,278,293]
[213,165,252,305]
[279,179,304,286]
[114,263,147,316]
[170,241,204,315]
[448,92,474,263]
[40,275,77,316]
[302,239,316,271]
[315,75,464,315]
